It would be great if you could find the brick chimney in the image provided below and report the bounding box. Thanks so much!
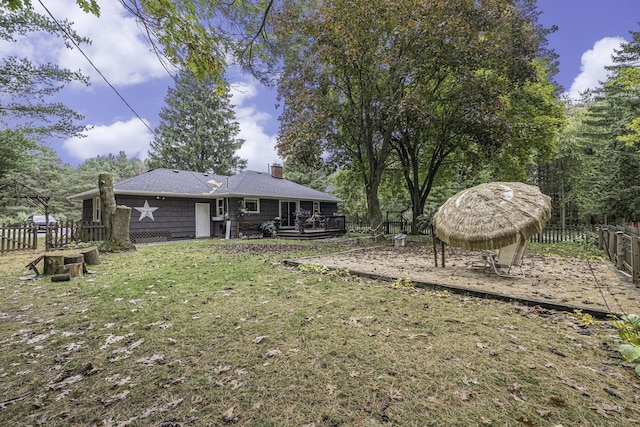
[271,164,283,179]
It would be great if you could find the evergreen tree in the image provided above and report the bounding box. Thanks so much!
[0,8,89,141]
[575,28,640,223]
[147,69,247,174]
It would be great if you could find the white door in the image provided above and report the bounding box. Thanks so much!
[195,203,211,238]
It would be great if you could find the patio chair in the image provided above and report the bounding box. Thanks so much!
[473,239,529,278]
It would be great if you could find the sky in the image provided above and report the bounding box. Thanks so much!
[5,0,640,172]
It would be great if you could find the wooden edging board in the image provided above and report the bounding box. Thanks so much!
[282,258,621,320]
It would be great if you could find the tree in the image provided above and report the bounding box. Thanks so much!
[2,0,276,86]
[281,157,329,192]
[607,27,640,148]
[0,8,89,141]
[64,152,147,220]
[98,173,135,252]
[147,69,247,174]
[0,129,35,180]
[572,27,640,223]
[275,0,561,233]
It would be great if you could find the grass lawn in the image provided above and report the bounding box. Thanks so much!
[0,238,639,426]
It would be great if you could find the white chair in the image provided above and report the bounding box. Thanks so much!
[474,240,528,278]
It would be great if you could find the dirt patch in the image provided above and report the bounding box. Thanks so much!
[293,242,640,316]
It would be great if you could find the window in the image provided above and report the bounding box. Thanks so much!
[92,197,101,222]
[216,199,225,217]
[243,198,259,213]
[313,201,320,214]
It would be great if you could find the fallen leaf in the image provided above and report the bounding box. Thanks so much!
[492,398,508,409]
[480,416,493,425]
[0,396,24,409]
[103,390,130,406]
[346,317,361,327]
[159,398,183,412]
[507,383,522,393]
[213,365,232,374]
[536,409,551,417]
[136,354,165,365]
[105,374,131,387]
[454,388,473,401]
[158,377,186,388]
[326,384,337,395]
[389,387,403,401]
[253,335,269,344]
[55,390,70,401]
[262,349,281,358]
[462,375,478,386]
[252,400,263,410]
[223,406,236,422]
[548,347,567,357]
[549,395,566,406]
[515,416,537,426]
[47,374,84,390]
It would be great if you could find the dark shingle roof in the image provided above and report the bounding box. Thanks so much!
[68,168,341,202]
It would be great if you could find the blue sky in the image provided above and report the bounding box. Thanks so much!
[5,0,640,171]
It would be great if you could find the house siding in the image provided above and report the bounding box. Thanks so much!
[80,196,339,241]
[121,195,218,240]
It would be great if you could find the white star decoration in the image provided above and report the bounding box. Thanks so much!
[134,200,159,221]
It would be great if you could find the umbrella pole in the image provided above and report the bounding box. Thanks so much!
[441,240,445,268]
[431,225,438,267]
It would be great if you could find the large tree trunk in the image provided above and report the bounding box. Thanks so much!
[99,174,116,242]
[98,173,135,252]
[365,179,384,235]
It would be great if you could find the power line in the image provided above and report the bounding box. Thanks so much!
[37,0,155,135]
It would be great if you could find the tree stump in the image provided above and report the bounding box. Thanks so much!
[113,206,132,243]
[57,262,84,278]
[51,273,71,282]
[81,247,101,265]
[43,255,65,276]
[64,254,84,265]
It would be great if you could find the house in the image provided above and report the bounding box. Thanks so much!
[68,165,344,242]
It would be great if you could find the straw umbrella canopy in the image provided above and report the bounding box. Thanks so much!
[432,182,552,250]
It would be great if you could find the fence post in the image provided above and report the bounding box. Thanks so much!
[616,231,625,269]
[632,236,639,286]
[608,230,616,261]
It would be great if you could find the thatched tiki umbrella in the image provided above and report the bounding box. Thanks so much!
[432,182,552,250]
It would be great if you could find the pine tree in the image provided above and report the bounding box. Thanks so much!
[147,69,247,174]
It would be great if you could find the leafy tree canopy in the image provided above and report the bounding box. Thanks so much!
[1,0,277,87]
[275,0,562,231]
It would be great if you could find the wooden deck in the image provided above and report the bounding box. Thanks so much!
[276,227,346,240]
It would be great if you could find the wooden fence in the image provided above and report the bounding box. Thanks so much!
[0,224,38,253]
[530,224,594,244]
[599,225,640,285]
[0,221,105,254]
[346,219,594,243]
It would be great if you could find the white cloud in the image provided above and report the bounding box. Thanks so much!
[62,118,152,161]
[567,37,624,99]
[230,81,281,172]
[30,0,168,87]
